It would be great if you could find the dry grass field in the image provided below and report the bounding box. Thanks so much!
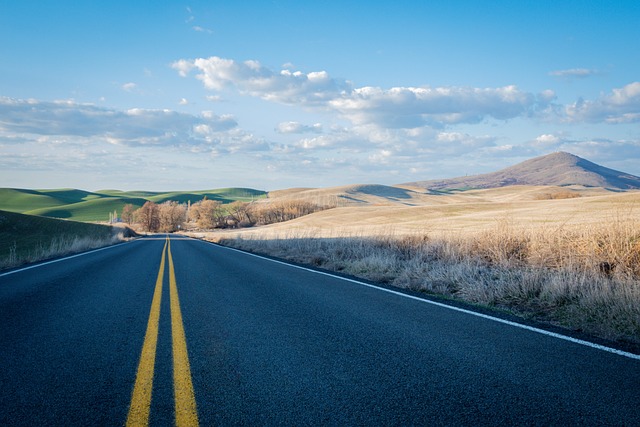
[188,185,640,346]
[200,184,637,236]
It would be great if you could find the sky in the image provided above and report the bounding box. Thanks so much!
[1,1,639,191]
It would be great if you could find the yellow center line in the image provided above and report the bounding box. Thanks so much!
[126,236,199,426]
[126,239,167,427]
[168,238,199,427]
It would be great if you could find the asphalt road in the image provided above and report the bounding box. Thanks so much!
[1,235,639,426]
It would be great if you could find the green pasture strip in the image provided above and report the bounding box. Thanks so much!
[37,188,107,203]
[0,188,113,213]
[25,197,147,222]
[148,188,267,204]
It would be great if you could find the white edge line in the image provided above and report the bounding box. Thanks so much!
[196,239,640,361]
[0,240,134,278]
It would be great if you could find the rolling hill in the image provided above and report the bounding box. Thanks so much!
[0,188,266,222]
[0,209,123,268]
[404,152,640,190]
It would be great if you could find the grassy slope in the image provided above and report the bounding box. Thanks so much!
[25,197,149,222]
[0,188,106,212]
[147,188,265,204]
[0,187,267,222]
[0,209,117,267]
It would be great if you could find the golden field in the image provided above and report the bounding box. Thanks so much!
[193,184,640,237]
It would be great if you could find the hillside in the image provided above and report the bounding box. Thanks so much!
[0,188,267,222]
[266,184,445,207]
[405,152,640,190]
[0,209,124,269]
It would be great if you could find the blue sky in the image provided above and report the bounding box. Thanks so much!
[1,1,639,191]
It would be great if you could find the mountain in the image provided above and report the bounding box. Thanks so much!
[405,152,640,190]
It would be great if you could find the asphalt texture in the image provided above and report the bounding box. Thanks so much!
[1,235,639,426]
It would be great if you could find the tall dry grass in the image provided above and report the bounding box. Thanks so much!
[0,231,127,270]
[216,216,640,344]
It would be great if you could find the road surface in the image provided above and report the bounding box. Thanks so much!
[1,235,639,426]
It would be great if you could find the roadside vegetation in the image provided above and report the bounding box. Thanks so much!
[216,217,640,346]
[0,210,130,270]
[127,199,334,233]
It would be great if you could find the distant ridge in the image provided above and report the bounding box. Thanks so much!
[406,152,640,190]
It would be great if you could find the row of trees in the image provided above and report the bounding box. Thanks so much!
[121,199,332,232]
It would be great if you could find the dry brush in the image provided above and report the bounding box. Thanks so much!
[217,217,640,345]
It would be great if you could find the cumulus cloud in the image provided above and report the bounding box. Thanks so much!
[532,133,563,148]
[549,68,600,79]
[276,121,323,134]
[0,97,239,147]
[329,85,539,128]
[563,82,640,123]
[173,56,554,129]
[172,57,349,105]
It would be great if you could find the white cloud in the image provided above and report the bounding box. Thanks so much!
[532,133,562,148]
[563,82,640,123]
[435,132,497,150]
[368,149,393,165]
[192,26,213,34]
[329,85,538,128]
[0,97,239,148]
[173,57,349,105]
[179,98,189,105]
[173,56,550,129]
[122,82,137,92]
[549,68,600,79]
[276,121,323,134]
[174,56,638,132]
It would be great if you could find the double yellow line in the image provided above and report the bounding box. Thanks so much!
[126,236,198,427]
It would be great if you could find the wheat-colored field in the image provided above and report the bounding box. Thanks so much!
[187,185,640,345]
[193,185,639,238]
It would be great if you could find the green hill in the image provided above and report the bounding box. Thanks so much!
[25,197,149,222]
[0,188,106,212]
[0,209,122,269]
[0,187,267,222]
[147,188,265,204]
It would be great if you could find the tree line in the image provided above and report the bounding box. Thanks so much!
[121,199,333,232]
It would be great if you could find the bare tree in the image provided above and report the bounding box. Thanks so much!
[227,201,255,228]
[191,199,225,229]
[135,201,160,232]
[158,201,187,232]
[121,204,136,224]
